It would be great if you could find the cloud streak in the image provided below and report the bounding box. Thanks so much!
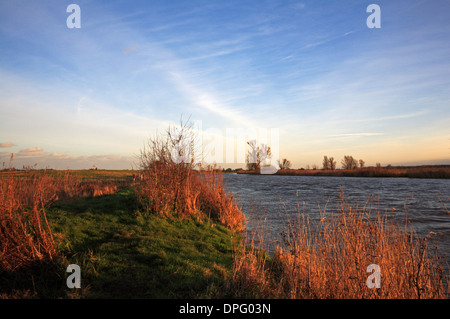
[329,133,385,138]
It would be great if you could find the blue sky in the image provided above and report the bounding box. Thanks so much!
[1,0,449,169]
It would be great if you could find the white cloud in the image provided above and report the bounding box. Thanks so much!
[0,69,169,157]
[16,147,46,157]
[0,142,15,148]
[169,71,257,127]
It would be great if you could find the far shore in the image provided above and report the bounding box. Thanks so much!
[234,165,450,179]
[2,165,450,179]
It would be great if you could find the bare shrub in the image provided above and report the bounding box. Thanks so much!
[197,169,245,232]
[136,120,245,232]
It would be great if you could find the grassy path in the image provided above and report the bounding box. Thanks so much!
[46,187,238,298]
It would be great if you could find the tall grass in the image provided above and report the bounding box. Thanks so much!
[229,193,449,299]
[136,161,245,232]
[198,169,245,232]
[0,170,122,275]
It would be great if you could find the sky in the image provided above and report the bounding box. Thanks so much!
[1,0,449,170]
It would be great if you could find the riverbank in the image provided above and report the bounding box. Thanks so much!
[0,183,239,298]
[1,169,448,299]
[237,165,450,179]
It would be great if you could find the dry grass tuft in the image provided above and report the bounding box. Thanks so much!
[135,164,245,232]
[198,169,245,232]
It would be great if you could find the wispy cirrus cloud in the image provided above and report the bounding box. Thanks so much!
[300,30,356,51]
[168,71,258,128]
[329,133,385,138]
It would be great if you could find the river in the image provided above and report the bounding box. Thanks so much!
[223,173,450,264]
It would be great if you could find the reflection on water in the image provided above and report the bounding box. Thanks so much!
[223,174,450,262]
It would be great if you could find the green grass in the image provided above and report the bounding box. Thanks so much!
[45,187,239,298]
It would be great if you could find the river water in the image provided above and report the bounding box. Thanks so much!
[223,174,450,263]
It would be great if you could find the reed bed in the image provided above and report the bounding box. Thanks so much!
[274,166,450,179]
[135,120,245,232]
[198,169,245,233]
[135,164,245,232]
[0,170,122,274]
[2,140,447,299]
[229,193,449,299]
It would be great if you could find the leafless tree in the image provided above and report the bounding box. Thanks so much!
[246,140,272,172]
[137,118,203,215]
[278,158,291,170]
[140,119,201,169]
[323,156,337,170]
[328,157,336,170]
[322,156,329,170]
[341,155,358,169]
[359,159,365,168]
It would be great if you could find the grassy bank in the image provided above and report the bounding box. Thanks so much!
[48,187,237,298]
[0,184,239,298]
[1,169,448,299]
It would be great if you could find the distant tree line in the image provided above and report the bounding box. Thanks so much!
[323,155,365,170]
[242,140,369,172]
[273,155,368,171]
[339,155,365,169]
[322,156,337,170]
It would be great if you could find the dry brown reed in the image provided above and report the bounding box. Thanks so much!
[135,120,245,232]
[135,164,245,232]
[51,171,119,200]
[0,171,58,273]
[0,170,120,274]
[229,193,448,299]
[275,166,450,179]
